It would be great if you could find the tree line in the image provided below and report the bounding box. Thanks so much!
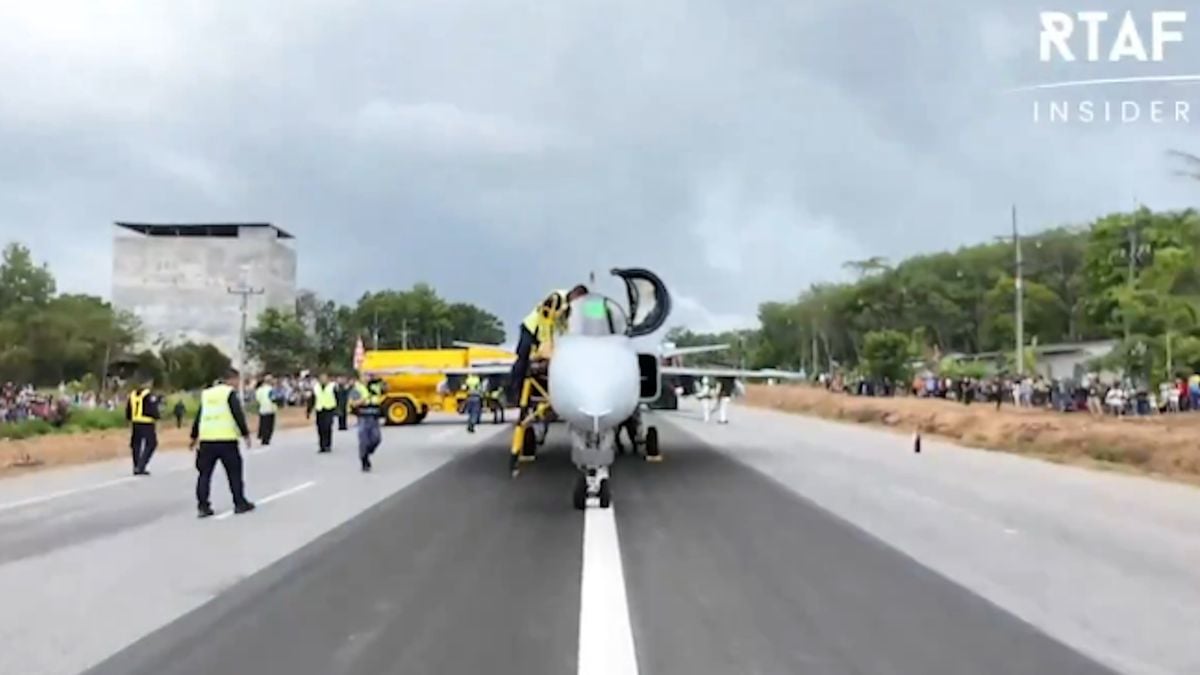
[0,242,505,390]
[721,205,1200,386]
[0,242,235,391]
[246,283,506,375]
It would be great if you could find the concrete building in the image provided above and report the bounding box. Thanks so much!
[112,222,297,363]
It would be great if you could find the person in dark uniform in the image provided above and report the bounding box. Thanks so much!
[125,378,160,476]
[351,374,386,472]
[190,368,255,518]
[255,375,278,446]
[335,375,351,431]
[312,372,338,452]
[173,399,187,428]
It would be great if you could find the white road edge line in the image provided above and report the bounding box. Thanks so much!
[214,480,316,520]
[0,476,137,513]
[578,506,640,675]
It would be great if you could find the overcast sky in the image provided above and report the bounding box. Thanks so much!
[2,1,1198,340]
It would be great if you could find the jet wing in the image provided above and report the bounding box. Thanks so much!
[661,365,805,380]
[661,343,730,359]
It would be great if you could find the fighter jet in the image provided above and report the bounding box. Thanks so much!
[376,268,803,509]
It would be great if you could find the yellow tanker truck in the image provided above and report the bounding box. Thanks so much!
[359,346,514,425]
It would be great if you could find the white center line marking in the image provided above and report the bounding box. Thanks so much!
[431,428,458,442]
[578,506,640,675]
[0,476,136,513]
[214,480,316,520]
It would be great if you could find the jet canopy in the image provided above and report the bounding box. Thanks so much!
[566,294,629,336]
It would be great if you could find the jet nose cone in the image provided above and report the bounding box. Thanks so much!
[548,336,640,431]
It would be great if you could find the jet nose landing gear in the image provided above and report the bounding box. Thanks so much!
[573,467,612,510]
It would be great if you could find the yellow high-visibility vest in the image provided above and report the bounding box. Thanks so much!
[464,374,481,392]
[522,289,568,339]
[314,382,338,411]
[198,385,240,442]
[129,389,153,424]
[255,384,276,414]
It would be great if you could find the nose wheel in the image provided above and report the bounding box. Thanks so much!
[573,469,611,510]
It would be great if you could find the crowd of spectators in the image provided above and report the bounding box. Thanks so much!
[821,370,1200,417]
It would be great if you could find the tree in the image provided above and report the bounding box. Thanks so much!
[860,330,915,382]
[0,243,55,316]
[160,342,232,390]
[247,308,313,374]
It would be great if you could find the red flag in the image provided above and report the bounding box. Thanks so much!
[353,336,365,371]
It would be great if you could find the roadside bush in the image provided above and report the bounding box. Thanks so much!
[0,419,54,440]
[68,408,127,431]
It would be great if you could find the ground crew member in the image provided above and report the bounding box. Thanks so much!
[463,373,483,432]
[125,379,159,476]
[697,376,714,423]
[351,374,385,471]
[255,374,277,446]
[313,373,338,453]
[508,285,589,399]
[335,375,351,431]
[716,376,738,424]
[189,368,255,518]
[488,384,505,423]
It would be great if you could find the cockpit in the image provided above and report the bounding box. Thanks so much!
[565,293,629,336]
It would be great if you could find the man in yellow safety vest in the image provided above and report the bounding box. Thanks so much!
[125,378,160,476]
[463,373,483,432]
[255,374,278,446]
[351,374,386,471]
[189,367,254,518]
[313,372,339,453]
[508,285,589,400]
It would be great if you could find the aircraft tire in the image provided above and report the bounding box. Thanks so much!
[598,479,612,509]
[644,426,660,459]
[572,475,587,510]
[521,426,537,457]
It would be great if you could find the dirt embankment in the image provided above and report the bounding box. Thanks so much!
[0,408,313,477]
[743,385,1200,483]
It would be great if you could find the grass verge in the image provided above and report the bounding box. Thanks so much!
[743,385,1200,484]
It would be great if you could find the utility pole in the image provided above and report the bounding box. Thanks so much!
[1013,204,1024,377]
[811,319,819,376]
[372,308,380,350]
[1125,224,1138,341]
[228,283,265,399]
[401,318,409,350]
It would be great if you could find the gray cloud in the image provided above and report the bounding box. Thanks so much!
[1,0,1197,339]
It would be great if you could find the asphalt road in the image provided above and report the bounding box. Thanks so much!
[4,401,1196,675]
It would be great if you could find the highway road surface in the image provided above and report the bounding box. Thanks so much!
[0,402,1195,675]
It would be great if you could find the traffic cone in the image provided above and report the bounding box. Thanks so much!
[913,430,921,454]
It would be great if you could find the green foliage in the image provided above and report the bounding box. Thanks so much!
[160,342,231,390]
[739,207,1200,378]
[0,408,126,440]
[253,285,506,373]
[937,357,992,380]
[248,308,313,374]
[0,244,141,386]
[859,330,915,382]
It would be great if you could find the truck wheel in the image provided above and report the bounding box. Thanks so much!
[386,399,417,425]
